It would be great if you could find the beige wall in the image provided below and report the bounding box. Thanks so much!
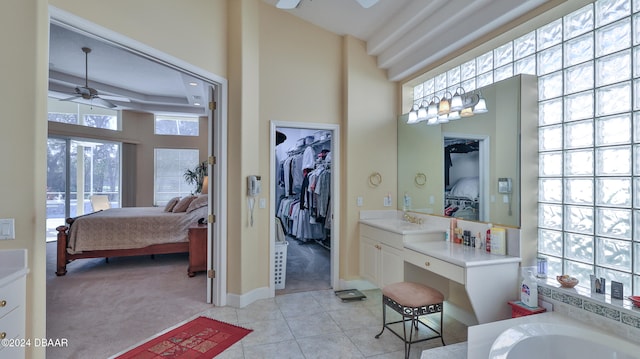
[342,36,397,279]
[0,1,49,357]
[49,0,227,79]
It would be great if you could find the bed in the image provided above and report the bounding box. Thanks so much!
[445,177,479,221]
[55,195,208,276]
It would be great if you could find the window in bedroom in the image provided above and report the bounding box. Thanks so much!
[47,97,120,130]
[46,137,121,241]
[154,148,200,206]
[154,115,199,136]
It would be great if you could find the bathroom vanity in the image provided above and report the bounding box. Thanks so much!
[360,213,520,324]
[0,249,29,359]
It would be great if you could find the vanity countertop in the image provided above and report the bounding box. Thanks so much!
[0,249,29,287]
[404,241,521,267]
[359,218,443,235]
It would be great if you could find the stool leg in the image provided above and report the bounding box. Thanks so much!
[403,315,409,359]
[439,307,446,346]
[375,297,386,339]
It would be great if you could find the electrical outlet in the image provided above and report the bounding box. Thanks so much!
[383,195,392,207]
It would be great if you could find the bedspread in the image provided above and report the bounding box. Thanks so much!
[67,206,208,254]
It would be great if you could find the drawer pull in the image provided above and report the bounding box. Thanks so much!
[425,261,431,267]
[0,300,5,307]
[0,332,5,339]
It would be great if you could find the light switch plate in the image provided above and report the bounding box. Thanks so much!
[0,218,15,240]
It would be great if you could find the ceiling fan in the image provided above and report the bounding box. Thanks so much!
[61,47,129,109]
[277,0,379,9]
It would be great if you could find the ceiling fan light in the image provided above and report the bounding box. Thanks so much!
[276,0,301,9]
[355,0,380,8]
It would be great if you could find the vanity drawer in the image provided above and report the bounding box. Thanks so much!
[0,277,24,320]
[404,248,465,284]
[0,305,26,357]
[360,224,404,250]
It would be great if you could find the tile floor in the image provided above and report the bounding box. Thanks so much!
[193,289,468,358]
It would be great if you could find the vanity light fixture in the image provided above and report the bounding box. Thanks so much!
[473,93,488,113]
[405,87,488,125]
[438,92,451,115]
[417,100,428,122]
[407,104,419,124]
[426,97,439,120]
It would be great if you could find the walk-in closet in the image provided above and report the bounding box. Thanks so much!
[274,127,333,294]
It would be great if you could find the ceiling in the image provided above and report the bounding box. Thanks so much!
[48,0,552,115]
[262,0,553,81]
[48,22,209,116]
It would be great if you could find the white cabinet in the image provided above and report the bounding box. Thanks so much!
[0,249,28,359]
[359,224,404,288]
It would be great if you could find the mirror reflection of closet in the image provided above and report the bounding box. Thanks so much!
[444,135,488,222]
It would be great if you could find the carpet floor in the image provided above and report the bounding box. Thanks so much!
[46,242,213,359]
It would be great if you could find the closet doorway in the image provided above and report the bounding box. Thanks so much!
[270,122,340,295]
[443,133,489,222]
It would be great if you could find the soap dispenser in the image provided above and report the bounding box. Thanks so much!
[521,270,539,308]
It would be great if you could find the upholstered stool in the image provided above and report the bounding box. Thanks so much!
[375,282,445,358]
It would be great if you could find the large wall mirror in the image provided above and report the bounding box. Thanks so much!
[398,75,538,228]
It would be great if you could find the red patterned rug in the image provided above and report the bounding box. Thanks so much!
[115,317,252,359]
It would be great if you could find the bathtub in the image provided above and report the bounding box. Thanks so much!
[466,312,640,359]
[488,322,638,359]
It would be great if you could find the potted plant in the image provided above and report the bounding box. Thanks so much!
[183,161,208,194]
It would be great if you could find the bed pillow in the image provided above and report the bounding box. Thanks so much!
[449,177,479,199]
[187,195,208,213]
[172,195,197,213]
[163,196,180,212]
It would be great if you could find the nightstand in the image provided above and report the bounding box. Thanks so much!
[187,223,207,277]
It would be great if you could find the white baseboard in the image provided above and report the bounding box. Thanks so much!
[226,286,270,308]
[337,278,378,291]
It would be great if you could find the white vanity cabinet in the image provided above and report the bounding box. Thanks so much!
[359,224,405,288]
[0,249,28,359]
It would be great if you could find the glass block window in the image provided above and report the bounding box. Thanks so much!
[411,0,640,296]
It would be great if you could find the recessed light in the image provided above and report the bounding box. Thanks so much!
[194,102,201,106]
[189,82,198,86]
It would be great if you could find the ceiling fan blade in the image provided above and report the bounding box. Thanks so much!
[355,0,379,8]
[99,94,131,103]
[60,95,81,102]
[276,0,301,9]
[94,97,118,109]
